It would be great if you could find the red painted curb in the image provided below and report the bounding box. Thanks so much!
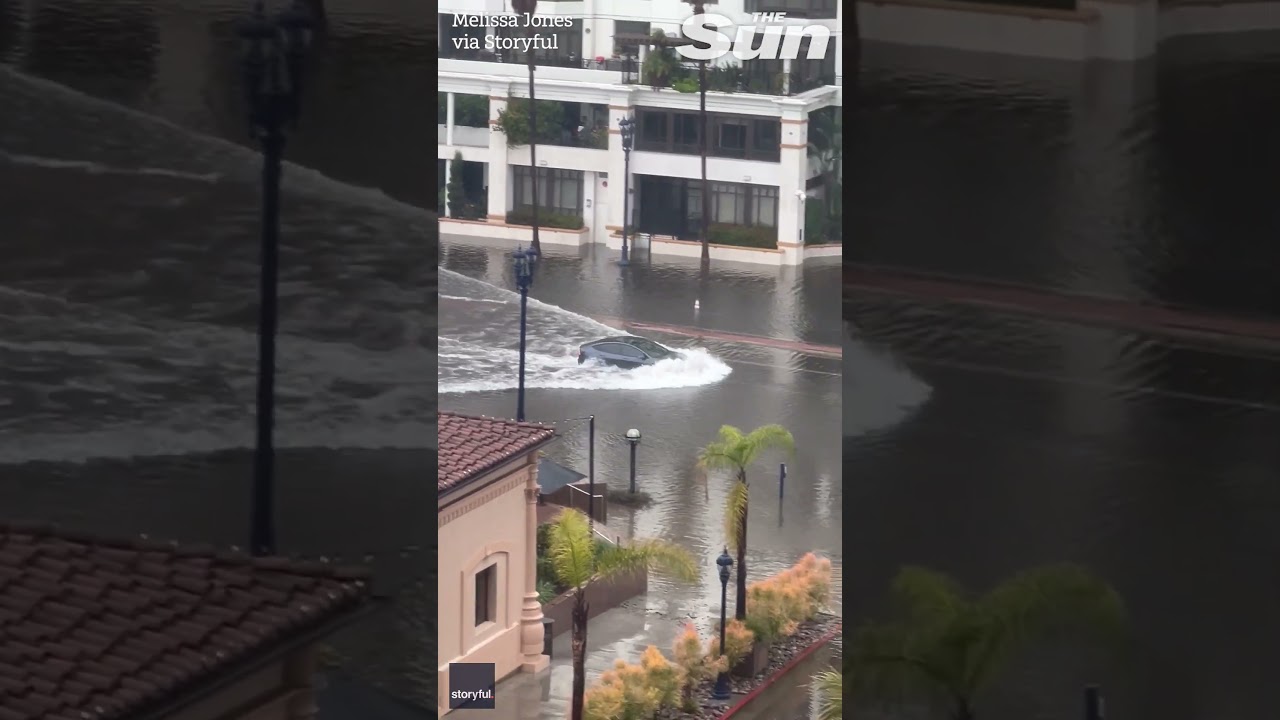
[586,313,842,357]
[715,623,842,720]
[627,322,843,357]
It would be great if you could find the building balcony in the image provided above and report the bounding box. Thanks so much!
[439,124,490,148]
[441,45,641,75]
[438,54,836,98]
[625,61,837,98]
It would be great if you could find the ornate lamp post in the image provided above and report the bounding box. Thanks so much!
[239,0,313,557]
[713,548,734,700]
[625,428,641,494]
[513,246,535,421]
[618,115,636,265]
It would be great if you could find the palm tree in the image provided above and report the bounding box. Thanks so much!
[545,508,698,720]
[850,564,1126,720]
[684,1,712,269]
[696,424,795,620]
[811,669,843,720]
[511,0,542,255]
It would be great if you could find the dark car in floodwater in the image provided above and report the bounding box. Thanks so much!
[578,336,683,368]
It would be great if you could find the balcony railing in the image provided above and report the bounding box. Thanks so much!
[440,46,834,98]
[635,139,781,163]
[625,62,836,97]
[441,45,640,74]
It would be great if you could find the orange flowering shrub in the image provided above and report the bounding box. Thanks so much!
[744,553,834,644]
[673,624,728,710]
[639,645,680,710]
[707,618,755,666]
[582,647,679,719]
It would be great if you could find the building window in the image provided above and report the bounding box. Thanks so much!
[513,167,584,216]
[717,121,748,154]
[711,182,747,225]
[614,20,651,55]
[639,110,668,144]
[743,0,838,18]
[475,564,497,626]
[750,186,778,227]
[636,111,780,162]
[675,113,696,149]
[747,118,778,147]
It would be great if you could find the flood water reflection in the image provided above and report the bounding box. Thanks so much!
[848,37,1280,719]
[0,0,434,705]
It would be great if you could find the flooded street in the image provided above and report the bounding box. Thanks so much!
[848,37,1280,719]
[0,0,433,704]
[440,240,843,715]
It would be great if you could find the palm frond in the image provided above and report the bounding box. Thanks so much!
[595,538,699,584]
[723,480,749,553]
[848,620,959,709]
[889,566,967,626]
[742,424,795,463]
[697,426,746,471]
[810,669,843,720]
[964,563,1125,691]
[546,508,596,589]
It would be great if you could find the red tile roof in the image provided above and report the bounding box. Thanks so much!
[0,523,371,720]
[438,412,556,493]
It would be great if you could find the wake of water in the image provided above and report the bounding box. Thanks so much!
[845,322,933,436]
[439,269,733,394]
[0,67,433,463]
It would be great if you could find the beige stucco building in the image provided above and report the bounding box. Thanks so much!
[437,412,556,715]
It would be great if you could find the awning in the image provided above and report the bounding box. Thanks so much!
[537,457,587,494]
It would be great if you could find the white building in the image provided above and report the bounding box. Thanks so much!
[437,0,843,266]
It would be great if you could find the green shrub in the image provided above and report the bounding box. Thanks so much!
[447,151,466,218]
[642,30,683,88]
[672,77,699,93]
[438,93,491,127]
[506,209,584,230]
[455,94,490,127]
[707,223,775,249]
[708,65,742,92]
[805,200,828,244]
[492,99,565,147]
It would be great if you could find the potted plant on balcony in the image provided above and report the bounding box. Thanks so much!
[641,30,680,88]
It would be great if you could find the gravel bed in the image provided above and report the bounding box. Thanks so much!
[655,613,841,720]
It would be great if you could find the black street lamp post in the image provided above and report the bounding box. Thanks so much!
[713,548,734,700]
[618,115,636,266]
[625,428,640,494]
[513,246,534,421]
[239,0,313,557]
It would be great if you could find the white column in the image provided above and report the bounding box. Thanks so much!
[487,92,511,223]
[581,0,597,58]
[604,100,632,249]
[446,92,456,147]
[519,462,549,672]
[775,110,808,265]
[782,59,792,94]
[835,3,844,79]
